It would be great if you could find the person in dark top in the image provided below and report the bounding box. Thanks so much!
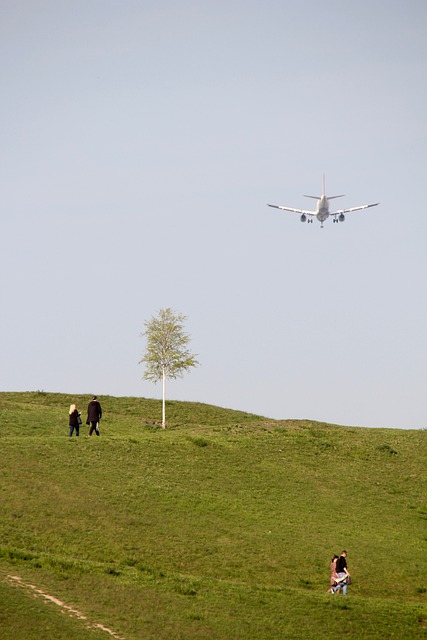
[86,396,102,436]
[68,403,81,437]
[334,550,350,595]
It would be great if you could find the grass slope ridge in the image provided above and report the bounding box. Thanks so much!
[0,392,426,640]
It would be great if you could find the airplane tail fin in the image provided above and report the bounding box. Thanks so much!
[303,175,345,200]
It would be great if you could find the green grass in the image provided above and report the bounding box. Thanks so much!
[0,579,97,640]
[0,392,426,639]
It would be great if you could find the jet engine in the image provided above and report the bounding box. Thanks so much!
[300,214,307,223]
[339,213,345,222]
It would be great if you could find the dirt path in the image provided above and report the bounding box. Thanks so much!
[4,574,126,639]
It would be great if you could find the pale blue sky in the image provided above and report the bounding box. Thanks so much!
[1,1,426,428]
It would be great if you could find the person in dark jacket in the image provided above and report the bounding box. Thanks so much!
[334,551,351,595]
[87,396,102,436]
[69,403,81,437]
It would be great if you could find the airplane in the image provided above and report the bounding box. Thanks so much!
[267,175,379,228]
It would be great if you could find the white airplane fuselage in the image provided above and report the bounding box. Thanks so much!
[316,195,330,222]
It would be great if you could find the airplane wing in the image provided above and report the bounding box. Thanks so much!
[331,202,379,215]
[267,204,315,216]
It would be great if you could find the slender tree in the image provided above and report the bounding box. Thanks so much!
[139,308,199,428]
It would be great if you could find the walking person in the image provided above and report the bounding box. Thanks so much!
[334,550,351,595]
[68,404,81,437]
[86,395,102,436]
[328,555,339,593]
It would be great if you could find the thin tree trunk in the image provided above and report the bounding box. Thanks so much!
[162,367,166,428]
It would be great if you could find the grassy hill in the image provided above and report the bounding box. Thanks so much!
[0,391,426,639]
